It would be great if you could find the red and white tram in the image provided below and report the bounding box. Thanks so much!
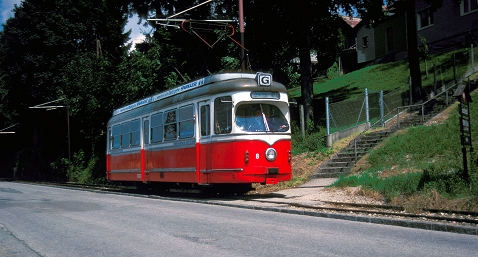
[106,72,292,192]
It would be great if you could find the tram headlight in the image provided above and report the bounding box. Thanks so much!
[265,148,277,161]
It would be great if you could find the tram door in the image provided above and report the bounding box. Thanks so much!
[142,117,150,182]
[198,101,212,184]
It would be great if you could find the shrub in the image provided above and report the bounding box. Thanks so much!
[418,162,470,198]
[291,120,327,155]
[62,150,97,184]
[332,169,422,203]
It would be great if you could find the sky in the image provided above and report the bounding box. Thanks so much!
[0,0,148,48]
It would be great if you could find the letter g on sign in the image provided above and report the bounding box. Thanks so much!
[255,72,272,87]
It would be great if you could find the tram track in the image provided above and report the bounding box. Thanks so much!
[240,198,478,226]
[16,181,478,231]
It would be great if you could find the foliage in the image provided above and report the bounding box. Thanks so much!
[62,150,98,184]
[280,65,301,89]
[291,119,328,155]
[0,0,128,180]
[326,62,340,80]
[334,170,423,202]
[418,35,429,61]
[220,56,240,72]
[417,162,471,198]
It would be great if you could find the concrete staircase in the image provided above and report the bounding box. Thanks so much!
[311,129,394,178]
[310,96,452,179]
[309,69,477,179]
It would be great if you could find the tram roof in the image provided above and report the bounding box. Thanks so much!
[110,72,287,118]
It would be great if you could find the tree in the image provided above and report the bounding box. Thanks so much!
[128,0,239,78]
[0,0,129,180]
[125,1,352,124]
[418,35,430,78]
[242,1,347,123]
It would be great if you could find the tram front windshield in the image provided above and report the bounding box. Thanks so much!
[235,104,289,132]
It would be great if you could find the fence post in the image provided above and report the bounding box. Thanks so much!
[397,107,401,129]
[421,104,425,123]
[453,52,457,84]
[446,90,449,105]
[365,88,370,124]
[380,90,384,127]
[472,44,475,72]
[434,64,437,95]
[325,97,330,135]
[409,76,413,105]
[299,104,305,138]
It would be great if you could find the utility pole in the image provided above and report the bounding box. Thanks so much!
[238,0,245,72]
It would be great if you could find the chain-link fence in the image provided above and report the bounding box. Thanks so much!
[324,45,478,144]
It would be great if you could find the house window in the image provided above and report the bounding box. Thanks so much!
[417,8,433,29]
[362,36,368,48]
[462,0,478,15]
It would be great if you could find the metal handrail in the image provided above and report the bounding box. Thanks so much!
[352,81,462,161]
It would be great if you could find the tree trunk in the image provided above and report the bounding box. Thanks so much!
[405,0,423,102]
[299,10,314,123]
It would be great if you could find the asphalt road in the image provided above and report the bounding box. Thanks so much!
[0,181,477,257]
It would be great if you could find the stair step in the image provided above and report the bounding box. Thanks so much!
[326,161,352,168]
[330,157,356,163]
[310,170,352,179]
[337,151,366,158]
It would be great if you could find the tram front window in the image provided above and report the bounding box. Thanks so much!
[235,104,289,132]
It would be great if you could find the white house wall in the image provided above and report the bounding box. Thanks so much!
[357,23,376,64]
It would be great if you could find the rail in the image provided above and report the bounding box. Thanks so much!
[352,81,462,161]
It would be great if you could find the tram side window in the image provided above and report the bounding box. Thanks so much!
[200,105,210,136]
[179,105,195,138]
[130,119,140,146]
[164,109,177,140]
[121,122,130,147]
[112,125,121,149]
[214,96,232,134]
[151,113,163,143]
[143,119,150,145]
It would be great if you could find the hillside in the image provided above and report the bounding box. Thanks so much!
[254,48,478,211]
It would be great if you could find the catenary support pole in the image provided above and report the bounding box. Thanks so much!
[325,97,330,135]
[238,0,245,72]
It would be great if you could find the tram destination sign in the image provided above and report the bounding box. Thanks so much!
[113,78,206,115]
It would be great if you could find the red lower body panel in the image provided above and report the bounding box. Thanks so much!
[107,139,292,185]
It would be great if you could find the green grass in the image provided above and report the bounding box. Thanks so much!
[330,89,478,211]
[289,48,473,101]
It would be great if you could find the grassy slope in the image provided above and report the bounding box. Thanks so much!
[283,47,478,210]
[289,48,472,101]
[333,90,478,211]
